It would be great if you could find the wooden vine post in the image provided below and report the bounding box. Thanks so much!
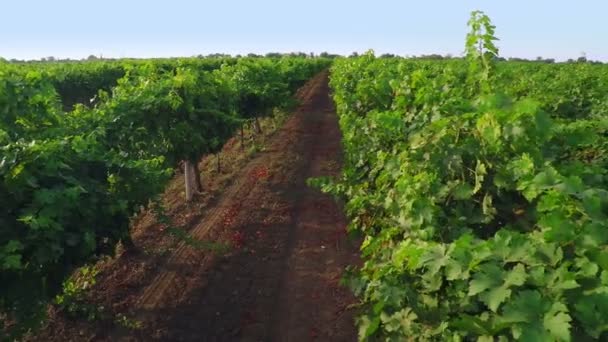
[184,160,201,202]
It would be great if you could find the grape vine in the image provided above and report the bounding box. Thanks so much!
[323,11,608,341]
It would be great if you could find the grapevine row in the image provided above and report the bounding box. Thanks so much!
[323,12,608,341]
[0,56,330,337]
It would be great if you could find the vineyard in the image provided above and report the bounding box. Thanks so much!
[2,10,608,342]
[319,12,608,341]
[0,55,331,339]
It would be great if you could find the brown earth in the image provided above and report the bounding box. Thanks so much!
[33,71,360,342]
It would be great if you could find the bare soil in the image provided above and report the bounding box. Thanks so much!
[33,71,359,342]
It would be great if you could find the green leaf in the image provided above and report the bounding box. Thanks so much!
[476,113,501,148]
[543,304,572,342]
[532,167,561,189]
[534,110,553,140]
[501,290,571,341]
[453,182,474,200]
[486,265,525,312]
[519,326,550,342]
[556,176,584,195]
[380,308,418,334]
[579,222,608,249]
[537,190,566,213]
[420,244,450,274]
[504,264,527,287]
[509,154,535,180]
[469,263,526,312]
[452,314,492,335]
[469,263,502,296]
[474,160,487,194]
[483,286,512,312]
[491,230,535,264]
[358,315,381,340]
[581,191,606,220]
[2,254,22,270]
[482,193,496,221]
[501,290,544,324]
[574,294,608,338]
[3,240,23,253]
[575,257,599,278]
[540,212,577,243]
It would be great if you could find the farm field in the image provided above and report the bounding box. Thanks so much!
[25,70,358,341]
[2,10,608,342]
[323,13,608,341]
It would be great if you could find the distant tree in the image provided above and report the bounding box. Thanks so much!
[87,54,99,61]
[319,52,340,59]
[265,52,282,58]
[578,52,587,63]
[380,53,396,58]
[421,54,444,60]
[247,53,260,58]
[349,52,359,58]
[206,53,231,58]
[508,57,532,62]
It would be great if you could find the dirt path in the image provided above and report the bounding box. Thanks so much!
[78,71,360,341]
[271,75,358,342]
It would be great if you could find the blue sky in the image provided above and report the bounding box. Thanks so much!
[1,0,606,61]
